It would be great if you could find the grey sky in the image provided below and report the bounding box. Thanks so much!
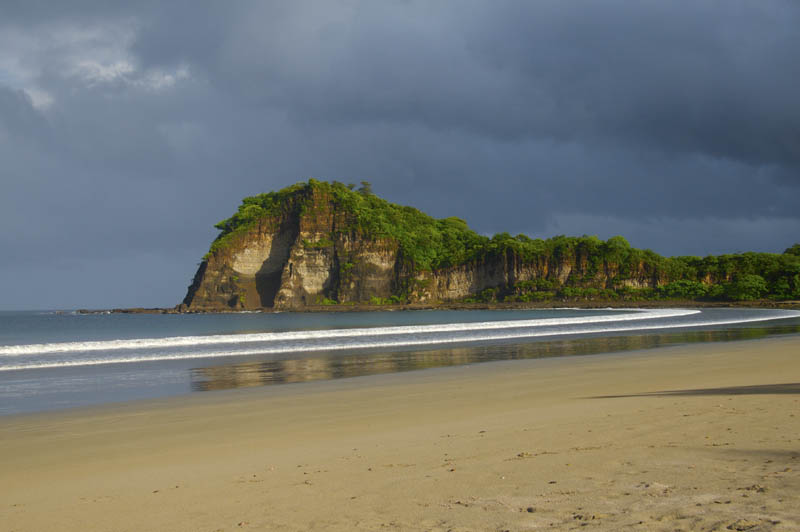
[1,1,799,310]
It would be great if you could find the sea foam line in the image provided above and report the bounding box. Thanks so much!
[2,310,799,372]
[0,308,697,357]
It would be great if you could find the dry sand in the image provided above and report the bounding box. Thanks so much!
[1,336,799,531]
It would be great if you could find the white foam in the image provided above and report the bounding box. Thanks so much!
[2,309,799,372]
[0,308,696,357]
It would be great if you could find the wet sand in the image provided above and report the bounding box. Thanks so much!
[2,335,799,531]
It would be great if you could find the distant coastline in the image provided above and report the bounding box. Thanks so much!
[78,299,800,315]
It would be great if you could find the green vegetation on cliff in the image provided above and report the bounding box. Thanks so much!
[205,180,800,302]
[319,181,488,270]
[209,180,488,268]
[207,182,309,256]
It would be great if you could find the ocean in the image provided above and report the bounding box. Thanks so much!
[1,307,799,415]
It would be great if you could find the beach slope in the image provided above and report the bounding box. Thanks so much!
[2,336,799,531]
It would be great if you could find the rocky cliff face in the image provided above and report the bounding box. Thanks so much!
[182,186,404,310]
[180,184,666,311]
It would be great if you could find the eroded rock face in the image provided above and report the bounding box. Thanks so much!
[335,236,399,303]
[181,188,663,310]
[182,188,407,310]
[275,238,336,307]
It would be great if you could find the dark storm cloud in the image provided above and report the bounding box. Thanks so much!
[129,1,800,167]
[1,1,799,309]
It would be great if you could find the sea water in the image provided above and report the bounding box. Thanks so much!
[1,308,799,415]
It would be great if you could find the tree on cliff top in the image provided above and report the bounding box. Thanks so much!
[785,243,800,256]
[358,181,373,195]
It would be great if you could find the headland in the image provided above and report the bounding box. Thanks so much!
[175,180,800,312]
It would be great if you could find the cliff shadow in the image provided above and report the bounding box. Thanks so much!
[256,271,284,307]
[254,218,299,307]
[182,260,208,306]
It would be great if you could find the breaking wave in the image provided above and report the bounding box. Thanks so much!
[1,308,798,372]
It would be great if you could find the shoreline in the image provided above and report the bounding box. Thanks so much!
[6,307,799,418]
[78,298,800,314]
[2,335,799,531]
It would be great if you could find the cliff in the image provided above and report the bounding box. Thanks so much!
[180,180,800,310]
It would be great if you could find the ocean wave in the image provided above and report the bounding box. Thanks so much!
[2,309,799,371]
[0,308,696,357]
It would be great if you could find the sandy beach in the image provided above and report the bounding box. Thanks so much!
[2,335,799,531]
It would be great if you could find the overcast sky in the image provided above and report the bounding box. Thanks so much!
[2,1,799,310]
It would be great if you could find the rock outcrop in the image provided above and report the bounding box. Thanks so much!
[180,181,669,311]
[181,180,800,310]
